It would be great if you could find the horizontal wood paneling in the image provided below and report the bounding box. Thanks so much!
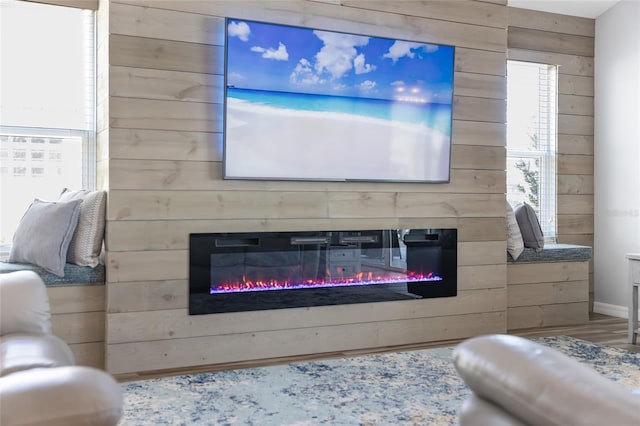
[107,160,506,191]
[47,285,105,314]
[327,193,505,218]
[558,154,594,175]
[454,72,506,99]
[557,135,593,155]
[508,302,588,329]
[507,261,589,285]
[557,194,594,215]
[51,312,105,345]
[455,48,506,76]
[557,214,594,234]
[452,145,505,170]
[508,280,588,307]
[508,27,594,57]
[110,66,224,103]
[107,191,505,221]
[454,96,505,123]
[508,7,594,37]
[342,0,508,28]
[110,97,222,132]
[108,288,505,343]
[106,311,505,374]
[68,342,105,370]
[110,34,223,74]
[108,280,188,313]
[559,94,594,116]
[558,74,594,96]
[558,175,594,195]
[109,128,222,162]
[558,114,594,135]
[103,0,510,374]
[113,0,508,52]
[110,2,226,45]
[452,121,505,147]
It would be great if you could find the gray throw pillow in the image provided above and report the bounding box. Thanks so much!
[8,198,83,277]
[514,202,544,251]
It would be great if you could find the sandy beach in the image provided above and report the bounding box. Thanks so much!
[224,98,451,182]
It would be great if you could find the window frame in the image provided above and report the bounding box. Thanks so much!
[506,60,558,242]
[0,0,97,248]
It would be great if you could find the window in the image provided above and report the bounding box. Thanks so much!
[507,61,558,240]
[0,0,95,245]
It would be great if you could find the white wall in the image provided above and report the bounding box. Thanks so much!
[594,0,640,317]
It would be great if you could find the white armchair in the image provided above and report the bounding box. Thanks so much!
[0,271,122,426]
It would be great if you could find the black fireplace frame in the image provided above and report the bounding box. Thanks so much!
[189,228,457,315]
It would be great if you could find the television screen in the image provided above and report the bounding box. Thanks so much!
[224,19,455,182]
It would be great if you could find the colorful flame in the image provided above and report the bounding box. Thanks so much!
[210,271,442,294]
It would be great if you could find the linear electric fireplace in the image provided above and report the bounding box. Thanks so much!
[189,228,456,315]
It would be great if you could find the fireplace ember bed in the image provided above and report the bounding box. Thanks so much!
[189,228,457,315]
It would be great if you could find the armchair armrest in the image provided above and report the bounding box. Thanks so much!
[0,271,51,335]
[453,334,640,426]
[0,366,123,426]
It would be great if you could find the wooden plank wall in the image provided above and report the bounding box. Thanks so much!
[507,7,595,310]
[101,0,509,375]
[507,261,589,329]
[48,285,106,368]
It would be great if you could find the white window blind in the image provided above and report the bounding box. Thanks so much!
[0,0,96,245]
[507,60,558,240]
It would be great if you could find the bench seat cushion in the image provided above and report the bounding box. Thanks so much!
[507,244,592,263]
[0,262,104,286]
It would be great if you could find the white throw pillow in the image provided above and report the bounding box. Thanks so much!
[506,201,524,260]
[59,188,107,268]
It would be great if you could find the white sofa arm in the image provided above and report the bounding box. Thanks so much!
[453,334,640,426]
[0,366,123,426]
[0,271,51,335]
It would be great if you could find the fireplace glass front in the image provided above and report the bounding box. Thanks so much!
[189,228,456,314]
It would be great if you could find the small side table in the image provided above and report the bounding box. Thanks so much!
[627,253,640,344]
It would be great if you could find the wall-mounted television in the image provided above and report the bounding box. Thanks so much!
[224,19,455,183]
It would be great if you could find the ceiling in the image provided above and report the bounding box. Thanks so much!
[508,0,621,18]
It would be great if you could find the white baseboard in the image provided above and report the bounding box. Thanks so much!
[593,301,637,319]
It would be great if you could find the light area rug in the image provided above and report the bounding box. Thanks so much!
[119,336,640,425]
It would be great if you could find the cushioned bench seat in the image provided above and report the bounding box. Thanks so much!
[0,261,104,286]
[507,243,592,263]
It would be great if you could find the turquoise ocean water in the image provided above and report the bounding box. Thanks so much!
[227,88,452,136]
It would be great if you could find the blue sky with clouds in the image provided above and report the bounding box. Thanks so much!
[226,20,455,104]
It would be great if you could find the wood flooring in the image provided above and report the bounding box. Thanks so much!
[117,313,638,382]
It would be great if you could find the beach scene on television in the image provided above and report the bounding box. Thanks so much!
[224,19,455,182]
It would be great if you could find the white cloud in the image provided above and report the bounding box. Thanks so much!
[290,58,322,85]
[383,41,437,63]
[354,53,377,75]
[251,42,289,61]
[391,80,405,86]
[313,30,370,80]
[359,80,377,90]
[228,21,250,42]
